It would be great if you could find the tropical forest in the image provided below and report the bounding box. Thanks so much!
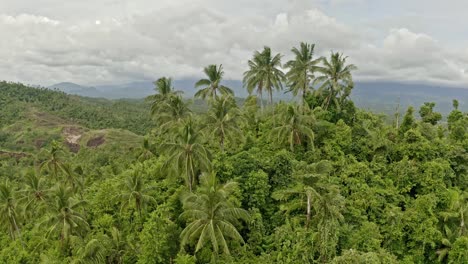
[0,43,467,264]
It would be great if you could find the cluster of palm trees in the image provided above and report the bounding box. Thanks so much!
[0,142,88,252]
[0,42,357,260]
[0,142,143,261]
[148,42,356,157]
[243,42,356,111]
[141,42,356,257]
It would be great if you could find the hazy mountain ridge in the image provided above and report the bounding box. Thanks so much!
[49,80,468,115]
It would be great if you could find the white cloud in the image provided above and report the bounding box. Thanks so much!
[0,14,60,25]
[0,1,467,88]
[352,28,468,86]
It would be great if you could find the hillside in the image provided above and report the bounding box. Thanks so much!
[0,81,146,160]
[0,108,143,154]
[1,81,152,135]
[0,78,467,263]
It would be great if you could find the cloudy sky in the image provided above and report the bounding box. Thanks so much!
[1,0,468,87]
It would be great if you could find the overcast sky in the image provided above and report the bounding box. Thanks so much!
[1,0,468,87]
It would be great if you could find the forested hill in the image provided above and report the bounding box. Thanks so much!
[0,81,152,135]
[1,47,468,263]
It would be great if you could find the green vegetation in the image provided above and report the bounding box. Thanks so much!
[0,42,467,263]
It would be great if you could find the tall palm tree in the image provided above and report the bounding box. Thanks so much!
[106,227,130,264]
[273,160,333,228]
[180,172,250,255]
[72,227,130,264]
[440,190,468,237]
[314,52,357,111]
[60,163,84,193]
[71,237,107,264]
[313,184,344,263]
[273,183,320,229]
[156,95,192,133]
[270,104,315,151]
[0,181,23,243]
[18,171,49,217]
[160,119,211,192]
[146,77,181,115]
[39,140,66,179]
[243,47,285,109]
[136,138,156,161]
[41,185,88,248]
[285,42,321,107]
[436,225,458,263]
[204,95,244,151]
[195,64,233,100]
[118,170,156,219]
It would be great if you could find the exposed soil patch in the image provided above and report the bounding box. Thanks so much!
[65,141,80,153]
[0,150,29,161]
[87,135,105,147]
[35,139,45,149]
[63,127,82,143]
[62,126,82,152]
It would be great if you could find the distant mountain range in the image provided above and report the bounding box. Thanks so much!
[49,80,468,115]
[49,80,250,99]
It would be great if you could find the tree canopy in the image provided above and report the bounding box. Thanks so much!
[0,42,466,264]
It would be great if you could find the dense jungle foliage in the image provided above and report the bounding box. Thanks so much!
[0,43,467,263]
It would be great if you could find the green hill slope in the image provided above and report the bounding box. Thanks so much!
[0,81,152,135]
[0,82,145,156]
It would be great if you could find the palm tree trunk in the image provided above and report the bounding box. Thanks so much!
[303,71,308,109]
[306,193,311,229]
[270,88,276,125]
[259,89,264,111]
[186,157,192,192]
[301,87,306,108]
[136,197,142,220]
[302,81,308,114]
[12,216,24,249]
[460,210,465,236]
[220,135,224,152]
[269,89,273,106]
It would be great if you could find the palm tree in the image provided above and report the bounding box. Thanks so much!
[195,64,233,100]
[106,227,130,264]
[313,184,344,263]
[273,160,333,228]
[72,227,129,264]
[60,163,84,193]
[41,185,88,248]
[118,170,156,219]
[204,95,244,151]
[146,77,181,115]
[39,140,66,179]
[270,104,315,151]
[156,95,192,133]
[137,138,156,161]
[18,171,49,217]
[243,47,285,109]
[160,119,211,192]
[440,190,468,236]
[436,225,458,263]
[0,181,23,243]
[314,52,357,111]
[180,172,250,255]
[71,237,107,264]
[285,42,321,107]
[273,183,320,229]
